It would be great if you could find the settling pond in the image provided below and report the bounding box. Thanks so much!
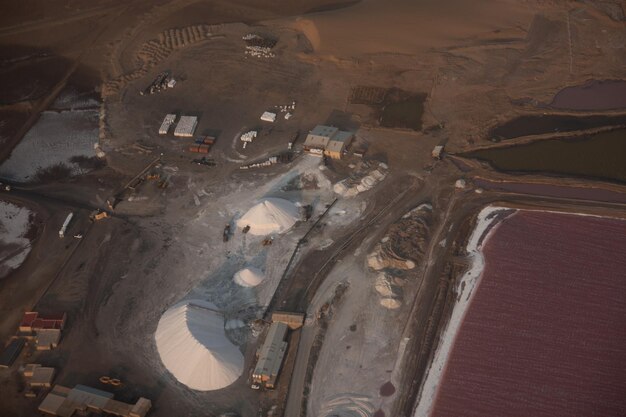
[489,114,626,140]
[465,128,626,183]
[550,80,626,111]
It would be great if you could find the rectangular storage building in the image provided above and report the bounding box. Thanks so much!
[159,114,176,135]
[0,338,25,368]
[174,116,198,137]
[252,322,288,389]
[260,111,277,122]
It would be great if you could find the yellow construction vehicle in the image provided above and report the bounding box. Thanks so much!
[90,210,109,222]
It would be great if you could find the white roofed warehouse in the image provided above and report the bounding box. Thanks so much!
[159,114,176,135]
[174,115,198,137]
[252,322,288,389]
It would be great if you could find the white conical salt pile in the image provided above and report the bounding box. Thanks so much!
[236,198,300,235]
[155,300,244,391]
[233,267,265,287]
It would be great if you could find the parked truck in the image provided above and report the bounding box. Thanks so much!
[59,212,74,238]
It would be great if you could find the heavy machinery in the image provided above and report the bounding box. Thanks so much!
[89,210,109,222]
[191,157,216,167]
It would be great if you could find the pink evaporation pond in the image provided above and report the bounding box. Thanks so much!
[431,211,626,417]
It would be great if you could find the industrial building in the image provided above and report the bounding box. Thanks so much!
[303,125,353,159]
[19,312,67,334]
[252,322,288,389]
[0,338,25,368]
[174,115,198,137]
[39,384,151,417]
[23,364,56,388]
[158,114,176,135]
[36,329,61,350]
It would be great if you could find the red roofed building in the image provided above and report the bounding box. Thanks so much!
[19,312,66,334]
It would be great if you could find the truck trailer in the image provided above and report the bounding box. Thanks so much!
[58,212,74,238]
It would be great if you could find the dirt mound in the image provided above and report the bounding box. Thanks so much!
[379,297,401,310]
[293,18,320,52]
[367,204,432,271]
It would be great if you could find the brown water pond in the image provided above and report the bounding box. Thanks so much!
[550,80,626,111]
[465,128,626,183]
[489,114,626,140]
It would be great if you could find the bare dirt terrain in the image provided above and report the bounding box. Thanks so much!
[1,1,625,417]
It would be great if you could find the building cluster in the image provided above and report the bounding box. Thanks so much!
[39,384,151,417]
[303,125,354,160]
[19,311,67,351]
[0,309,154,415]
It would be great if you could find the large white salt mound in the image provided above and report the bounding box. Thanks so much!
[237,198,300,235]
[155,300,244,391]
[233,267,265,287]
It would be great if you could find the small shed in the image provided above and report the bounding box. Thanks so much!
[432,145,444,160]
[174,116,198,137]
[260,111,277,122]
[130,397,152,417]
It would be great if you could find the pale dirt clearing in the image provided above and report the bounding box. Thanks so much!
[0,110,99,182]
[0,201,33,279]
